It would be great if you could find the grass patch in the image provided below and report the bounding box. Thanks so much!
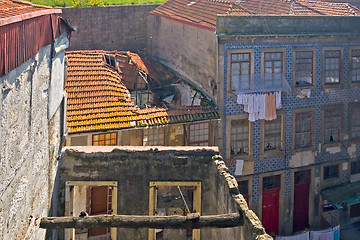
[29,0,165,7]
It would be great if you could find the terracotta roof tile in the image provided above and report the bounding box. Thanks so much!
[150,0,360,30]
[66,50,219,134]
[65,50,168,134]
[0,0,51,19]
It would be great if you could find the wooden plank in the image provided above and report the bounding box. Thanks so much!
[66,181,118,187]
[40,213,243,229]
[149,181,201,187]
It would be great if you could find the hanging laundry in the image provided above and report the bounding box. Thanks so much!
[276,91,282,108]
[275,231,309,240]
[333,225,340,240]
[265,92,277,121]
[236,91,281,122]
[310,227,334,240]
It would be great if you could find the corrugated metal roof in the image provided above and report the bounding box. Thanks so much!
[321,181,360,209]
[0,0,61,26]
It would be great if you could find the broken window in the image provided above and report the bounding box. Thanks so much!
[92,132,117,146]
[323,107,341,144]
[324,50,341,84]
[295,51,313,86]
[65,181,118,240]
[143,127,165,146]
[148,182,201,240]
[351,49,360,83]
[294,111,314,149]
[104,54,116,68]
[231,53,251,91]
[188,123,209,146]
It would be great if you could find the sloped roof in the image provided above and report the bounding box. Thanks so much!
[65,50,168,134]
[0,0,60,25]
[149,0,360,31]
[167,106,220,123]
[65,50,219,134]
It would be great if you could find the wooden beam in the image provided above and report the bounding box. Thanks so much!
[40,213,243,229]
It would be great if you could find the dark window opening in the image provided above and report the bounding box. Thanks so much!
[323,165,339,180]
[263,175,281,190]
[104,54,116,68]
[351,161,360,175]
[295,170,310,185]
[350,203,360,218]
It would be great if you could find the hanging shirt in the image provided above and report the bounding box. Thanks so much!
[265,93,277,121]
[276,91,282,108]
[258,94,266,120]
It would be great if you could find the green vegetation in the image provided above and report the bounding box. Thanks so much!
[29,0,165,7]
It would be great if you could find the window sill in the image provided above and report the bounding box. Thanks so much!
[349,138,360,144]
[323,83,343,89]
[293,146,315,153]
[231,154,253,162]
[293,84,315,90]
[350,81,360,87]
[322,142,342,148]
[260,150,285,159]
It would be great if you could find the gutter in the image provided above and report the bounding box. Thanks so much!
[0,8,62,26]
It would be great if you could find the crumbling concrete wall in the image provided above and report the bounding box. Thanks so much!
[56,146,270,239]
[146,15,218,103]
[0,33,67,240]
[60,5,159,54]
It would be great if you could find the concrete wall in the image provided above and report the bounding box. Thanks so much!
[147,15,218,103]
[55,146,271,239]
[60,5,159,54]
[67,120,220,147]
[0,33,67,240]
[216,15,360,35]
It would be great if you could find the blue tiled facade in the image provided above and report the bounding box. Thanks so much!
[223,40,360,204]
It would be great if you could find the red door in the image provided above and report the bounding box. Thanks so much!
[262,188,280,235]
[293,183,309,232]
[87,186,112,237]
[293,170,310,232]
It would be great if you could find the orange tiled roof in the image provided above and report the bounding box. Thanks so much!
[65,50,168,134]
[150,0,360,30]
[0,0,51,19]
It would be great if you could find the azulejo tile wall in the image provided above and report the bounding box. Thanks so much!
[223,40,360,203]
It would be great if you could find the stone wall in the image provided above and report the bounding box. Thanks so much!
[0,33,67,240]
[55,146,270,239]
[60,5,159,54]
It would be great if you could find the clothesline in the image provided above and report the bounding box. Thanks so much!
[236,91,281,122]
[275,225,340,240]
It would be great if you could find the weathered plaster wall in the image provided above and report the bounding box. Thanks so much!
[60,5,159,54]
[0,34,67,240]
[147,15,218,102]
[67,120,220,147]
[56,146,271,239]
